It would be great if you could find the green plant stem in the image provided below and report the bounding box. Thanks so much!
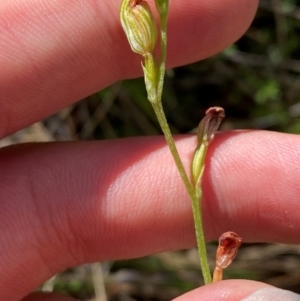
[151,0,211,285]
[152,101,212,284]
[157,19,167,101]
[155,0,168,101]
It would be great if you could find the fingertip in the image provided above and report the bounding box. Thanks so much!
[174,279,300,301]
[173,280,269,301]
[167,0,259,66]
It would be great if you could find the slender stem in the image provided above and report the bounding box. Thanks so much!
[152,101,212,284]
[157,18,167,101]
[147,0,211,285]
[152,102,193,197]
[155,0,169,101]
[120,0,212,285]
[193,188,212,284]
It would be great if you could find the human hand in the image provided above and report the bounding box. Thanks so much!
[2,0,300,300]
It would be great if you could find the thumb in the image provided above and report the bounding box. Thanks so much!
[173,280,300,301]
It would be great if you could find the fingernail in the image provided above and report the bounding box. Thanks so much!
[241,287,300,301]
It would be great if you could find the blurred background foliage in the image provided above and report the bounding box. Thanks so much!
[2,0,300,300]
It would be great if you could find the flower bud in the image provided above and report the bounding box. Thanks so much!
[191,107,225,187]
[120,0,158,56]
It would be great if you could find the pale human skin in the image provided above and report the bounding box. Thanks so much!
[1,1,300,300]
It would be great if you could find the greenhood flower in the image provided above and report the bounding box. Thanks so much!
[120,0,158,56]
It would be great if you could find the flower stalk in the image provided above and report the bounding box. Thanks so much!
[154,0,169,100]
[120,0,224,285]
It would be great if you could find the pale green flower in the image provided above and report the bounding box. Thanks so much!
[120,0,158,56]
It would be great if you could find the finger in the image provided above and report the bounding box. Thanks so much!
[203,130,300,243]
[173,280,300,301]
[1,131,300,300]
[0,0,258,137]
[22,292,77,301]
